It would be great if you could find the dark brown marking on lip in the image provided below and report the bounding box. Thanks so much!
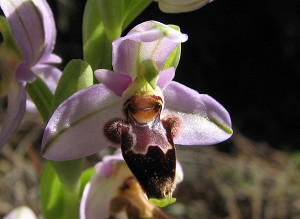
[121,134,176,199]
[103,93,182,200]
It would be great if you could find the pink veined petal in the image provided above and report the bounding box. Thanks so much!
[0,81,26,148]
[126,21,188,43]
[31,0,57,64]
[162,81,233,145]
[157,67,175,90]
[139,38,179,70]
[112,21,187,77]
[112,38,139,78]
[112,38,177,78]
[0,0,44,65]
[0,0,57,65]
[156,0,212,13]
[42,84,124,160]
[95,69,133,97]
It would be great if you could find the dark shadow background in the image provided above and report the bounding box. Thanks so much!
[142,0,300,151]
[10,0,300,150]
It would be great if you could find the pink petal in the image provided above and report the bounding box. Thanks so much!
[126,21,188,43]
[42,84,123,160]
[80,152,132,219]
[33,0,57,64]
[163,81,232,145]
[95,69,132,96]
[156,0,212,13]
[112,21,187,78]
[157,67,175,90]
[42,53,62,64]
[0,81,26,148]
[0,0,58,65]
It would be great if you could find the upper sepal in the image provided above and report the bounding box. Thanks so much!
[112,21,187,78]
[154,0,213,13]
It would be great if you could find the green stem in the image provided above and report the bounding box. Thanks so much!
[51,159,84,219]
[62,186,80,219]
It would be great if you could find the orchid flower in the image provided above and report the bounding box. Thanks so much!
[154,0,213,13]
[3,206,37,219]
[42,20,232,200]
[0,0,61,147]
[80,150,183,219]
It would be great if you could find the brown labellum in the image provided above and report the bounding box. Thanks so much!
[104,93,181,199]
